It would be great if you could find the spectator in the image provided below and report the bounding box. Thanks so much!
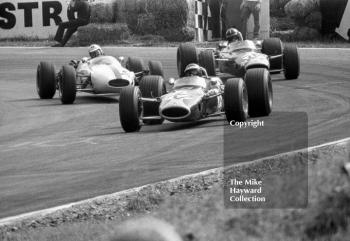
[52,0,91,47]
[240,0,261,39]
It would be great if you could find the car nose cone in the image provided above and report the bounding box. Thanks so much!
[161,107,190,119]
[108,79,130,87]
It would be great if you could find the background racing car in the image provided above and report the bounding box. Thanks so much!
[177,37,300,80]
[36,55,163,104]
[176,37,298,119]
[118,63,272,133]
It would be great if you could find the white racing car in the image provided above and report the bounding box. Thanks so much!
[36,55,163,104]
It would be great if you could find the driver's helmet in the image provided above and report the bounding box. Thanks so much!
[184,63,203,77]
[89,44,104,58]
[226,28,243,42]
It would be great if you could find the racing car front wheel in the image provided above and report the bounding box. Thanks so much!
[139,75,166,125]
[59,65,77,104]
[244,68,273,117]
[36,62,56,99]
[148,61,164,77]
[224,78,248,122]
[119,86,142,132]
[283,45,300,80]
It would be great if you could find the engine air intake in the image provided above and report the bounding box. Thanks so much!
[162,107,189,118]
[108,79,130,87]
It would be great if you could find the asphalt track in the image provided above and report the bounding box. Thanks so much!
[0,47,349,219]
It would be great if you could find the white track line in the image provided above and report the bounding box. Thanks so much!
[256,137,350,162]
[0,137,349,227]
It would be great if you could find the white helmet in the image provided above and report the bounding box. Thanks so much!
[89,44,103,58]
[184,63,203,77]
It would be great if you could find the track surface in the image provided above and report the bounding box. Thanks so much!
[0,47,349,218]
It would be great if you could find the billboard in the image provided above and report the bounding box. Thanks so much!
[0,0,69,39]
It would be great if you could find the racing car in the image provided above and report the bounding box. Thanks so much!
[36,55,164,104]
[118,63,272,133]
[176,37,300,80]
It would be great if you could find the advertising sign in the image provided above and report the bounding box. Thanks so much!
[0,0,68,38]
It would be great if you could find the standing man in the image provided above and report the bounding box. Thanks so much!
[240,0,261,39]
[52,0,91,47]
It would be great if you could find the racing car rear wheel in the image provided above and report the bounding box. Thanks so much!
[262,38,283,71]
[126,57,146,73]
[36,62,56,99]
[177,43,198,77]
[224,78,248,122]
[199,50,216,76]
[283,45,300,80]
[59,65,77,104]
[244,68,273,117]
[148,60,164,77]
[119,86,142,132]
[139,75,166,125]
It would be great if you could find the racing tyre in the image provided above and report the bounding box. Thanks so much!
[119,86,142,132]
[59,65,77,104]
[139,75,166,125]
[224,78,248,122]
[244,68,273,117]
[199,50,216,76]
[283,45,300,80]
[148,60,164,77]
[261,38,283,71]
[126,57,146,73]
[177,43,198,77]
[36,62,56,99]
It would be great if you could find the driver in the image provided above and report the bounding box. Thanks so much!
[88,44,104,59]
[184,63,204,77]
[183,63,222,102]
[69,44,104,68]
[226,28,243,43]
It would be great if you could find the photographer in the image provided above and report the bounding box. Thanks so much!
[52,0,91,47]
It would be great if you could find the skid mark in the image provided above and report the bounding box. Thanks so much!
[1,138,99,153]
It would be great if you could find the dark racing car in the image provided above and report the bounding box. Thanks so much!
[118,63,272,133]
[177,35,300,81]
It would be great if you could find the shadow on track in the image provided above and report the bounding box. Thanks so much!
[90,117,227,136]
[142,118,226,133]
[271,76,298,82]
[22,95,119,107]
